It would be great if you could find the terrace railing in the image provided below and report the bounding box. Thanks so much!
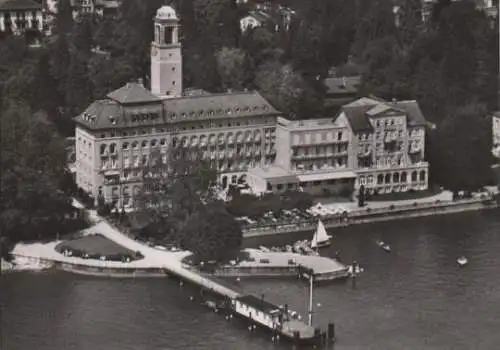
[241,195,497,235]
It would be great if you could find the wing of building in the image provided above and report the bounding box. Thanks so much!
[74,5,430,208]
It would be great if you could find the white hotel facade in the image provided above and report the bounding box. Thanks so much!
[74,6,429,208]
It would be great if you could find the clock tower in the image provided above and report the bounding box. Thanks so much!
[150,6,183,97]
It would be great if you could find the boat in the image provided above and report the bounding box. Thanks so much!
[310,220,332,249]
[457,256,468,266]
[377,240,391,252]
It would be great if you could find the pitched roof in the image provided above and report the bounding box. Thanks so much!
[340,97,428,133]
[394,101,427,127]
[0,0,41,10]
[341,105,374,132]
[74,90,280,130]
[162,90,280,122]
[107,82,162,105]
[324,76,361,95]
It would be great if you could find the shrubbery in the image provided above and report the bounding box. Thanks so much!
[226,191,314,218]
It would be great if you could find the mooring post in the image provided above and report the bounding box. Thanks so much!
[327,322,335,343]
[293,330,300,346]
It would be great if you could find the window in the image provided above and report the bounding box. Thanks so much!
[100,144,106,155]
[132,141,138,149]
[172,81,176,86]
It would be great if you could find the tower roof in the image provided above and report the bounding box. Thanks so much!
[156,5,178,20]
[106,82,161,105]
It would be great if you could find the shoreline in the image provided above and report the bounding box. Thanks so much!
[242,197,499,238]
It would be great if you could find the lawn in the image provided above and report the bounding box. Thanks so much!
[369,188,442,202]
[56,234,137,258]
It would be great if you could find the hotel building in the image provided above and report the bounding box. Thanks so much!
[74,5,430,207]
[248,97,429,196]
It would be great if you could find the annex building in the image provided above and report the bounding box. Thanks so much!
[74,5,429,208]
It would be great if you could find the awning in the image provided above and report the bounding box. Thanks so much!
[297,171,357,183]
[268,175,299,185]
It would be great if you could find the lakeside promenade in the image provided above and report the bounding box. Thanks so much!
[242,190,499,238]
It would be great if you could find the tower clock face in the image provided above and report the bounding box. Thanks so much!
[151,47,158,56]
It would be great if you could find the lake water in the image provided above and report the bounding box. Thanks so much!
[2,210,500,350]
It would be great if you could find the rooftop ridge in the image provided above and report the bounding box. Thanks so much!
[174,89,259,100]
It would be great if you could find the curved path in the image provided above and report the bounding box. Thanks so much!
[14,204,240,299]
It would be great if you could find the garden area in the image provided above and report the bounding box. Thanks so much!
[367,188,443,202]
[55,234,144,262]
[226,191,315,229]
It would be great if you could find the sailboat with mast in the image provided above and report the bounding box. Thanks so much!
[310,219,332,249]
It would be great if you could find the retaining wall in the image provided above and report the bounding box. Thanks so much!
[242,198,499,238]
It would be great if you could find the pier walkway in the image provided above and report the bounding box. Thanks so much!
[242,249,347,276]
[13,205,319,340]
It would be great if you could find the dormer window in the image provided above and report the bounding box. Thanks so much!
[235,107,240,113]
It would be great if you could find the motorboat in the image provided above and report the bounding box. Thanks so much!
[457,256,468,266]
[310,220,332,249]
[377,240,391,252]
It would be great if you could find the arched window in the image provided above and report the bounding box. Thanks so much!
[164,26,173,44]
[122,142,129,150]
[221,176,228,189]
[100,144,106,155]
[393,173,400,183]
[411,171,418,182]
[384,174,391,184]
[419,170,426,182]
[377,174,384,185]
[401,172,407,183]
[109,143,116,153]
[141,140,148,148]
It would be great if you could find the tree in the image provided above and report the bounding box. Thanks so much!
[351,0,396,60]
[88,55,135,99]
[56,0,75,35]
[111,0,165,80]
[50,34,71,96]
[434,103,493,192]
[239,27,283,67]
[179,201,242,261]
[65,54,93,116]
[396,0,423,50]
[184,40,221,91]
[193,0,240,49]
[72,15,94,58]
[255,61,320,118]
[215,47,252,91]
[0,100,73,246]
